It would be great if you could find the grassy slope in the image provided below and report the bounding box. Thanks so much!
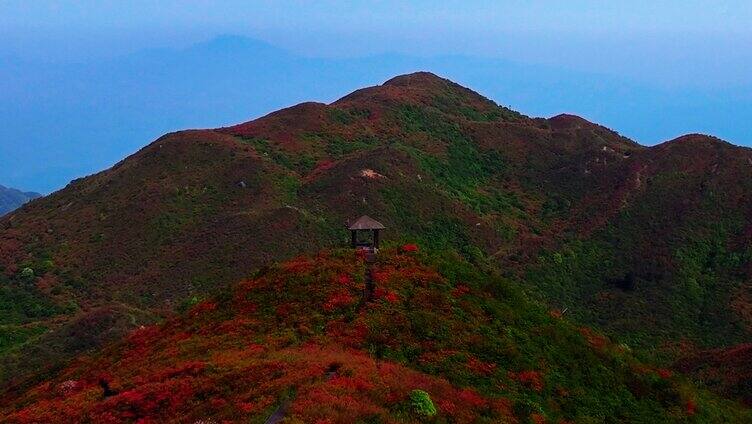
[2,249,748,423]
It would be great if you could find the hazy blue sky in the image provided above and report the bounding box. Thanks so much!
[1,1,751,192]
[2,1,750,86]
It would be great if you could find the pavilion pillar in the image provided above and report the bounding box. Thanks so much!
[351,230,357,248]
[373,229,380,249]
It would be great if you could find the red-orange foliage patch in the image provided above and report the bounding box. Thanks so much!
[323,290,356,312]
[579,327,608,350]
[511,370,545,392]
[451,284,471,298]
[189,300,217,317]
[686,399,697,416]
[467,356,497,376]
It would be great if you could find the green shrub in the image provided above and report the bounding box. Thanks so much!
[410,389,437,416]
[20,267,35,280]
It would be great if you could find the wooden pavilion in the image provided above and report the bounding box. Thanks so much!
[347,215,385,251]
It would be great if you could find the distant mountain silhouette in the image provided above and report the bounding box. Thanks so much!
[0,185,40,216]
[2,35,750,192]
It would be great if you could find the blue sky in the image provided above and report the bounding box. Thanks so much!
[3,0,750,86]
[1,1,751,192]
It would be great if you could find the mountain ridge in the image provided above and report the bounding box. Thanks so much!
[0,185,41,216]
[1,72,751,411]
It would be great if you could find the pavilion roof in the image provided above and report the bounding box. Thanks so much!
[347,215,386,230]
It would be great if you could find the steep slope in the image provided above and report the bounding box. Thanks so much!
[0,185,40,216]
[677,343,752,406]
[1,72,751,403]
[0,72,640,384]
[3,249,747,423]
[527,134,752,350]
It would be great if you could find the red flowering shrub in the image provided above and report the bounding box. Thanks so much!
[328,375,375,391]
[401,244,419,252]
[1,249,727,423]
[275,303,292,318]
[237,396,275,413]
[326,320,368,346]
[579,327,607,350]
[373,287,400,303]
[456,388,487,408]
[451,284,471,298]
[281,256,314,273]
[467,356,497,376]
[512,370,544,392]
[305,160,336,182]
[209,397,227,409]
[383,291,400,303]
[371,269,393,284]
[336,274,352,285]
[656,368,673,379]
[188,300,217,317]
[531,412,547,424]
[686,399,697,416]
[323,290,355,312]
[149,361,205,382]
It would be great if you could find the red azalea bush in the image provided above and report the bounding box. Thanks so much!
[686,399,697,416]
[467,356,497,376]
[656,368,673,379]
[451,284,471,298]
[579,327,608,350]
[512,370,545,392]
[189,300,217,317]
[401,243,419,252]
[383,291,400,303]
[531,412,547,424]
[3,249,731,423]
[323,290,356,312]
[336,274,352,285]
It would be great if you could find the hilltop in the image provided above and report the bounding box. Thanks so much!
[1,72,751,408]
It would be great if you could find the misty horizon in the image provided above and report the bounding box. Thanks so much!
[2,1,751,193]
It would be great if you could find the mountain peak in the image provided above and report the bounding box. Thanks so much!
[654,133,736,152]
[548,113,594,129]
[333,71,503,118]
[667,133,727,145]
[382,71,449,88]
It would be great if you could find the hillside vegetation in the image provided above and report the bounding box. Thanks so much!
[3,249,748,423]
[1,72,751,410]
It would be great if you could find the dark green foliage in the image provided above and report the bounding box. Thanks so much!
[409,389,437,416]
[239,137,317,173]
[327,107,371,125]
[147,185,219,245]
[0,325,46,355]
[0,284,66,325]
[393,105,520,215]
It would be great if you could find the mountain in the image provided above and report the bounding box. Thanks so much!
[4,35,751,193]
[2,249,748,422]
[0,185,40,216]
[1,72,751,411]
